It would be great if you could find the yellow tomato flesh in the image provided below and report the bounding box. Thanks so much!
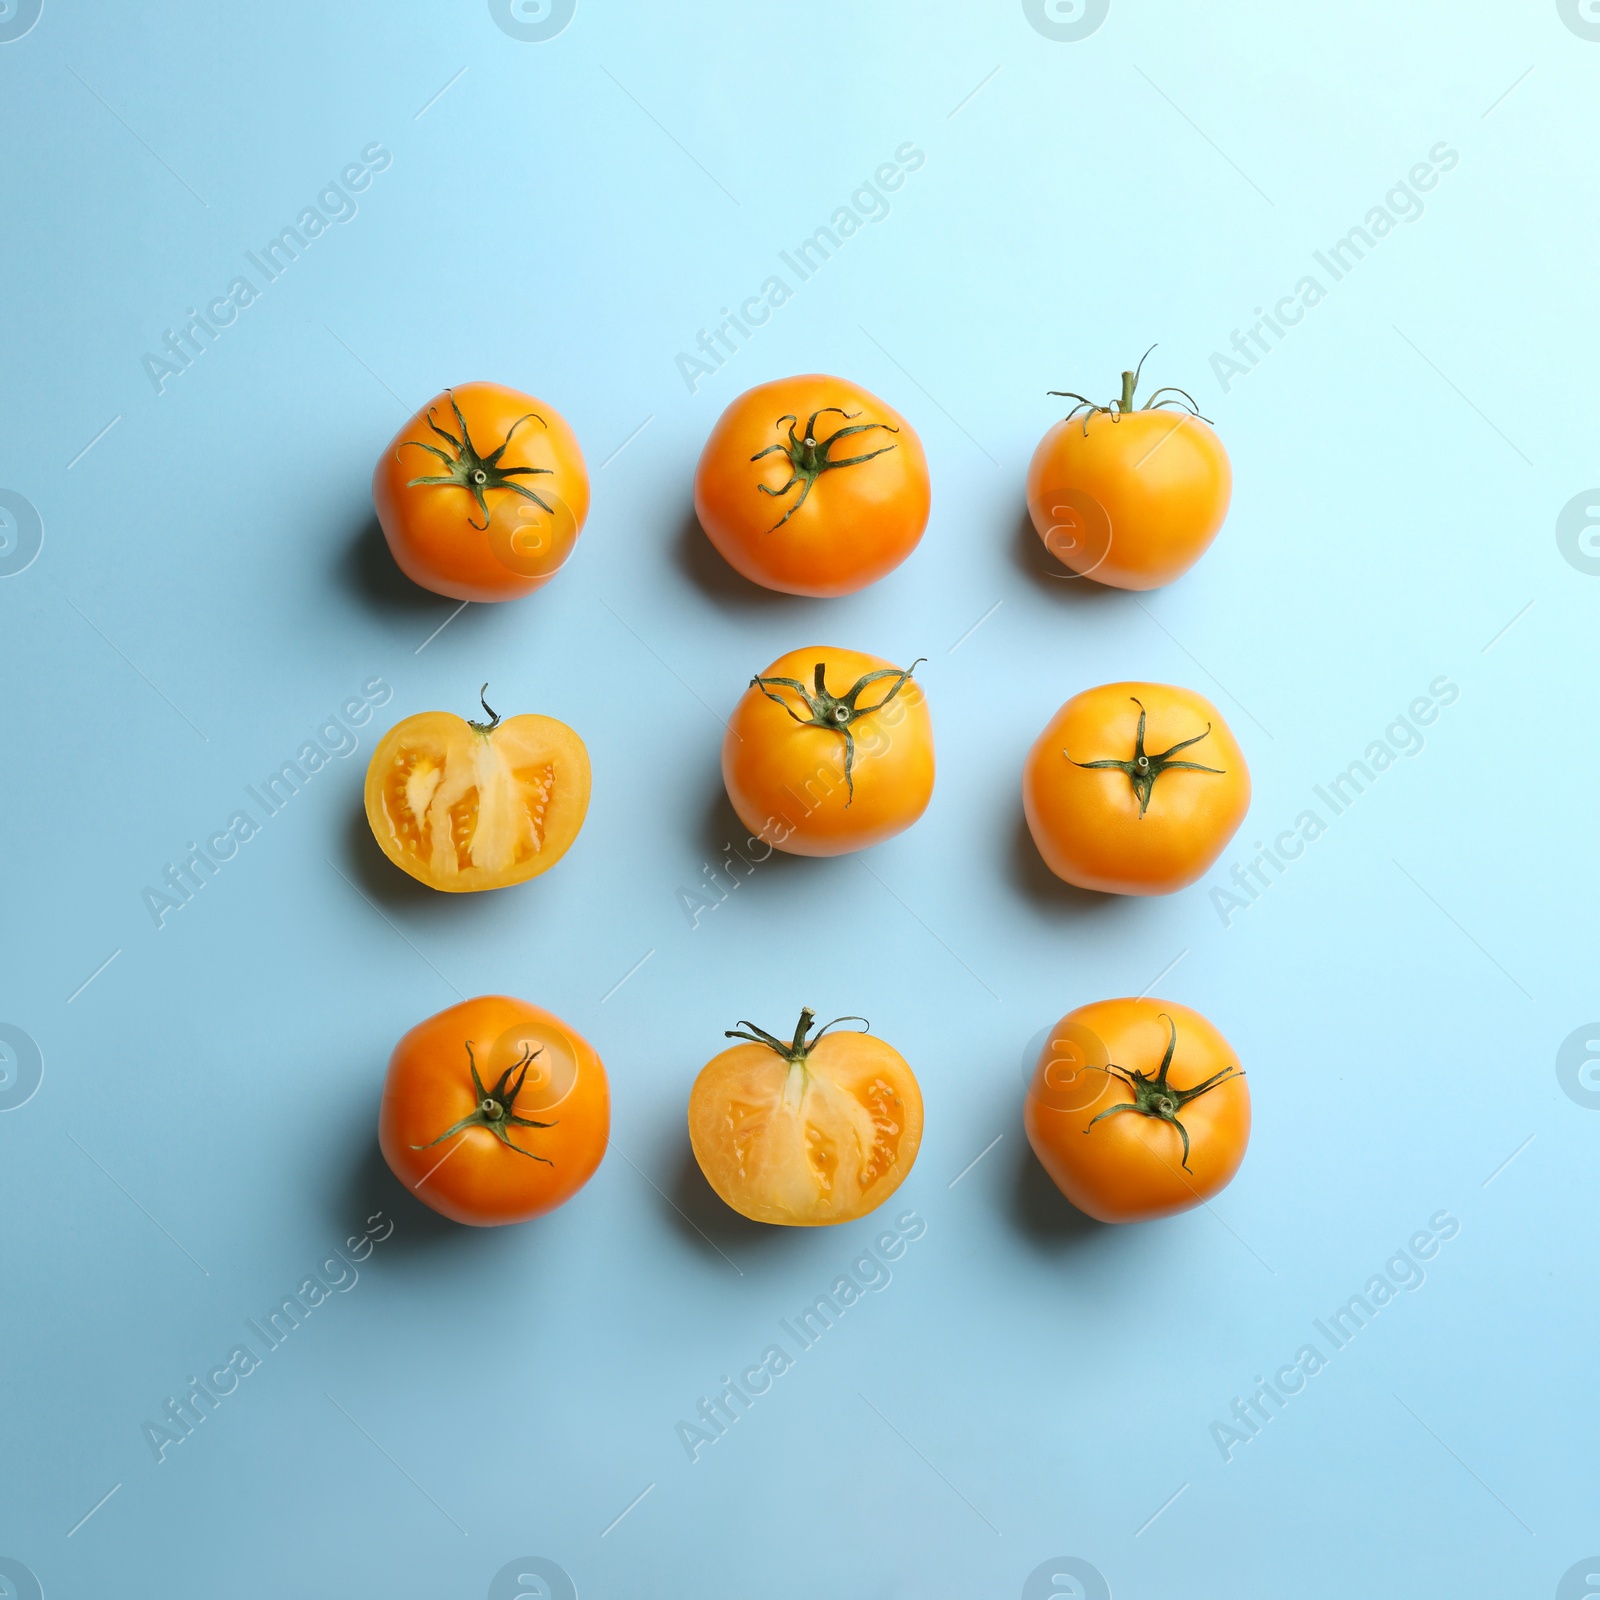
[689,1025,923,1226]
[365,710,590,892]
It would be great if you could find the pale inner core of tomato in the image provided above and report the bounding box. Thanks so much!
[385,738,555,878]
[722,1063,905,1216]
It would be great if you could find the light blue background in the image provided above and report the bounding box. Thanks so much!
[2,3,1596,1595]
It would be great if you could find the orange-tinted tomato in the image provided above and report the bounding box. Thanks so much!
[1024,997,1249,1223]
[365,690,590,893]
[380,995,609,1227]
[1026,356,1230,590]
[722,646,933,857]
[695,374,930,597]
[689,1008,923,1226]
[373,382,590,602]
[1023,681,1248,895]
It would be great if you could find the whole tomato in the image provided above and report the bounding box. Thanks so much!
[380,995,609,1226]
[689,1007,924,1225]
[1027,350,1230,590]
[695,375,929,596]
[373,382,590,602]
[1024,997,1249,1223]
[1024,681,1248,895]
[722,646,933,856]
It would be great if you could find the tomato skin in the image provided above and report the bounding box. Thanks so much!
[694,375,930,597]
[722,646,934,857]
[1023,681,1248,895]
[1026,409,1230,590]
[688,1015,924,1226]
[364,704,591,893]
[1024,998,1249,1223]
[380,996,609,1226]
[373,382,590,602]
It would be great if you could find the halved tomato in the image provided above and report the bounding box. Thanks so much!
[688,1008,923,1226]
[364,687,590,892]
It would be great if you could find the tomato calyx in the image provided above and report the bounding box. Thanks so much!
[1064,696,1224,818]
[410,1041,557,1164]
[466,683,502,735]
[726,1006,869,1107]
[1048,345,1212,435]
[750,657,925,805]
[399,389,556,530]
[750,408,900,531]
[726,1006,870,1064]
[1083,1014,1243,1171]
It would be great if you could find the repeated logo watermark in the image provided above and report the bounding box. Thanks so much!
[141,1213,393,1463]
[0,0,41,44]
[1209,675,1459,928]
[674,142,926,394]
[0,1025,43,1113]
[0,490,42,577]
[674,1210,927,1461]
[1022,1018,1111,1112]
[1556,1024,1600,1108]
[1021,1556,1111,1598]
[1558,1558,1600,1598]
[1208,142,1458,395]
[141,676,392,928]
[489,0,574,41]
[486,1556,578,1599]
[1558,0,1600,41]
[1207,1211,1460,1462]
[0,1559,42,1600]
[1022,0,1108,42]
[1556,490,1600,574]
[141,144,393,396]
[677,832,779,929]
[1035,486,1113,584]
[488,486,578,579]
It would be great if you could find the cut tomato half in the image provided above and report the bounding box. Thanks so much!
[364,690,590,892]
[689,1008,923,1226]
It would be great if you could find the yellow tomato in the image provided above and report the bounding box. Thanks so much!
[380,995,610,1227]
[689,1008,924,1226]
[373,383,589,602]
[1023,681,1249,895]
[694,375,930,596]
[722,646,933,857]
[1024,997,1249,1223]
[365,688,590,892]
[1027,350,1230,590]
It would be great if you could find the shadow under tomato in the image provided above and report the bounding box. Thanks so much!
[336,510,448,616]
[661,1134,818,1266]
[1006,812,1124,918]
[328,1102,515,1261]
[339,801,544,930]
[1005,1126,1107,1250]
[1009,503,1130,610]
[692,785,815,897]
[340,802,442,913]
[670,502,814,614]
